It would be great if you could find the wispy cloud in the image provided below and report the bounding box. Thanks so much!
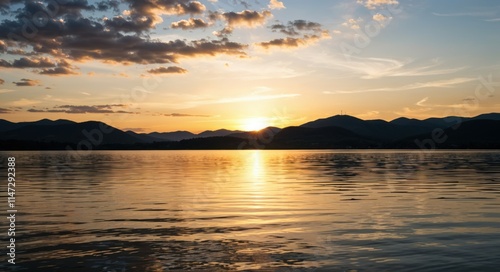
[10,98,41,107]
[433,11,496,17]
[357,0,399,10]
[485,18,500,22]
[0,89,15,94]
[332,77,476,94]
[345,58,464,79]
[27,104,137,114]
[0,107,12,114]
[215,93,300,104]
[161,93,300,109]
[12,78,41,87]
[164,113,212,117]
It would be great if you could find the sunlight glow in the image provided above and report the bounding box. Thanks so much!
[242,117,269,131]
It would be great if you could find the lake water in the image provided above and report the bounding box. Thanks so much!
[1,150,500,271]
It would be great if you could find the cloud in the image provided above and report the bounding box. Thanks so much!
[260,19,329,50]
[164,113,211,117]
[0,57,79,75]
[147,66,188,74]
[11,98,41,107]
[27,104,137,114]
[0,2,247,72]
[270,20,323,36]
[357,0,399,9]
[373,13,388,22]
[334,77,476,94]
[0,89,14,94]
[312,55,466,79]
[342,18,362,30]
[257,34,327,49]
[268,0,285,10]
[13,78,41,87]
[39,67,79,76]
[485,18,500,22]
[416,97,428,106]
[413,96,479,111]
[215,93,300,104]
[0,57,56,68]
[217,10,272,27]
[0,107,12,114]
[433,11,496,17]
[171,18,210,29]
[119,0,206,27]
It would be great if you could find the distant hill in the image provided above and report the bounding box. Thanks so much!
[268,126,377,149]
[0,120,144,146]
[300,115,428,141]
[0,118,75,132]
[1,113,500,150]
[130,129,245,142]
[395,119,500,149]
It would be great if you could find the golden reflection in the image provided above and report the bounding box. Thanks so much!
[245,150,268,209]
[250,150,265,179]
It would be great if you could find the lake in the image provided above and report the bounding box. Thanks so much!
[1,150,500,271]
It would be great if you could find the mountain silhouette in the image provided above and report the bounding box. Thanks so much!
[300,115,428,141]
[0,120,143,146]
[1,113,500,150]
[129,129,245,142]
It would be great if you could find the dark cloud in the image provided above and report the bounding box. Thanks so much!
[256,35,324,49]
[123,0,206,25]
[28,104,136,114]
[39,66,79,75]
[104,16,156,33]
[0,0,25,14]
[0,107,11,113]
[13,78,40,86]
[171,18,210,30]
[259,19,329,50]
[213,26,233,37]
[0,14,248,64]
[218,10,272,27]
[147,66,187,74]
[270,20,322,36]
[0,0,308,75]
[0,57,78,75]
[96,0,120,12]
[164,113,211,117]
[0,57,56,68]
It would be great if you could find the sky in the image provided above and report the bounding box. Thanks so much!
[0,0,499,133]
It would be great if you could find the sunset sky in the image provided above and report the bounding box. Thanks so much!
[1,0,499,133]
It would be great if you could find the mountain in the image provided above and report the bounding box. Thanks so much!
[148,131,195,141]
[390,113,500,130]
[135,129,245,142]
[302,113,500,142]
[0,120,144,146]
[395,119,500,149]
[198,129,245,138]
[125,131,166,143]
[300,115,428,141]
[0,118,75,132]
[1,113,500,150]
[268,126,376,149]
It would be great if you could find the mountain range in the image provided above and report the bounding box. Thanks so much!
[1,113,500,150]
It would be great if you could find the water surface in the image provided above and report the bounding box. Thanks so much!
[1,150,500,271]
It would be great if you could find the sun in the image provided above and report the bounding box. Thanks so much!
[241,117,269,131]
